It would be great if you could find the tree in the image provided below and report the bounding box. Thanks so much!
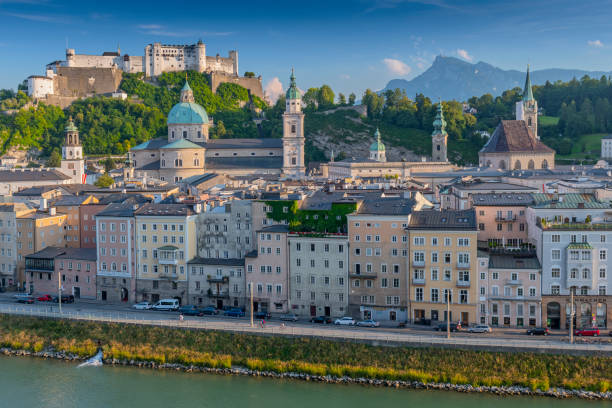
[244,71,255,78]
[362,89,384,118]
[95,173,115,188]
[101,157,116,172]
[348,93,356,106]
[303,88,320,110]
[317,85,335,108]
[338,93,346,105]
[216,120,227,138]
[46,150,62,168]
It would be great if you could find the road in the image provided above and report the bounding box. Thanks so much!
[2,294,611,355]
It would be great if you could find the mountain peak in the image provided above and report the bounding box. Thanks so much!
[383,58,612,101]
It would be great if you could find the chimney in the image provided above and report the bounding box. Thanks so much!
[49,207,56,216]
[39,198,48,210]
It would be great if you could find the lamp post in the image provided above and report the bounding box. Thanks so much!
[57,269,62,314]
[569,290,574,344]
[250,282,254,328]
[446,290,450,339]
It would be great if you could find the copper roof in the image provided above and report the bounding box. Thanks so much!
[480,120,554,154]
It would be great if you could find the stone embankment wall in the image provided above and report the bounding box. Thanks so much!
[210,72,264,100]
[1,347,610,401]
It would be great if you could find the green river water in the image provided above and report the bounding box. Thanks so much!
[0,355,607,408]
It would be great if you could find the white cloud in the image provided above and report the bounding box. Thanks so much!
[383,58,411,76]
[138,24,163,30]
[136,24,233,37]
[456,48,473,62]
[588,40,604,48]
[340,74,351,80]
[264,77,284,104]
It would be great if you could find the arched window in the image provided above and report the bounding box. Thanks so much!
[197,131,201,138]
[161,159,166,167]
[514,160,521,170]
[182,130,187,138]
[541,159,549,169]
[570,268,578,279]
[582,268,590,279]
[291,124,296,133]
[528,159,535,169]
[436,145,441,151]
[171,131,175,139]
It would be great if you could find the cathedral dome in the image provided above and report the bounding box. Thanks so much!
[167,102,209,125]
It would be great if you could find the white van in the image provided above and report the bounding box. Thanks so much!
[152,299,179,311]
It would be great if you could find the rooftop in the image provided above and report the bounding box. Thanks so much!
[187,257,244,266]
[356,197,417,216]
[56,247,97,261]
[408,209,477,230]
[0,168,71,182]
[25,246,66,260]
[567,243,594,250]
[480,120,554,154]
[135,203,195,217]
[96,203,138,217]
[531,193,611,209]
[472,193,535,206]
[488,253,541,270]
[257,225,289,233]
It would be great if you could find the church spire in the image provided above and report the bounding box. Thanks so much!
[431,100,448,162]
[180,78,195,103]
[432,101,447,137]
[286,68,300,100]
[523,65,534,102]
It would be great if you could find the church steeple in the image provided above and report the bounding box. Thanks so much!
[180,79,195,103]
[431,101,448,162]
[282,68,305,179]
[523,65,534,101]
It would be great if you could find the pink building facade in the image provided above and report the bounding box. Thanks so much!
[472,193,533,248]
[95,203,137,303]
[245,225,290,314]
[80,204,106,248]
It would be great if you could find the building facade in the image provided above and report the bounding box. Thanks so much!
[187,258,246,309]
[472,193,534,248]
[407,209,478,326]
[288,233,349,318]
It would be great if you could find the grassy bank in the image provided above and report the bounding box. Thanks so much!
[1,315,611,393]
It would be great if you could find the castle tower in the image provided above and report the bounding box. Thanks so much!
[282,69,305,179]
[195,40,206,73]
[431,101,448,162]
[369,128,386,162]
[515,65,538,139]
[59,117,86,184]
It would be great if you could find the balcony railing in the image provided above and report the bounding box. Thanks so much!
[456,280,471,287]
[505,278,522,285]
[457,261,470,268]
[207,290,229,298]
[412,277,426,285]
[495,215,517,222]
[207,275,229,284]
[412,260,425,267]
[349,270,377,278]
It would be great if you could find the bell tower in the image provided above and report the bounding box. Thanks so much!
[282,69,305,179]
[59,116,86,184]
[431,101,448,162]
[515,65,538,139]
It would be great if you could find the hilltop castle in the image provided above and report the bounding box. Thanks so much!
[27,41,263,107]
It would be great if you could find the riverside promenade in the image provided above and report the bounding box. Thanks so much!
[1,302,611,356]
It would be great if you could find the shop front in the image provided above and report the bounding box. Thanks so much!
[542,295,610,330]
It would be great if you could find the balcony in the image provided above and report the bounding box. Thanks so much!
[207,275,229,284]
[412,260,425,267]
[349,270,377,278]
[456,261,470,269]
[412,277,426,285]
[495,215,517,222]
[158,246,179,265]
[207,289,229,298]
[505,278,522,285]
[456,279,471,287]
[159,273,178,280]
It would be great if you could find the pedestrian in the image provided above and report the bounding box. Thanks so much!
[179,313,184,322]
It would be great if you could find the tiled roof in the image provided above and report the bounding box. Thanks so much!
[408,209,476,230]
[480,120,554,154]
[257,225,289,233]
[472,193,535,206]
[602,134,612,140]
[531,193,611,209]
[0,169,71,182]
[131,138,168,151]
[136,160,161,171]
[135,203,195,217]
[488,254,540,269]
[95,203,138,217]
[25,247,66,260]
[161,139,203,150]
[187,257,245,266]
[56,247,97,261]
[357,197,416,216]
[203,138,283,149]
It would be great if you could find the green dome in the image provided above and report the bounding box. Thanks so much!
[286,69,301,100]
[65,116,78,132]
[167,102,209,125]
[370,128,385,151]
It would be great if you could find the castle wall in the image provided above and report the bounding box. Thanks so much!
[53,67,123,97]
[66,54,121,69]
[210,72,264,100]
[145,43,207,77]
[27,76,54,98]
[205,53,237,76]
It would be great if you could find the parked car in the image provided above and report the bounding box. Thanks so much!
[224,308,245,317]
[36,294,53,302]
[526,327,550,336]
[334,317,356,326]
[254,311,271,319]
[310,316,332,324]
[280,313,299,322]
[434,322,461,332]
[201,306,219,315]
[152,299,180,311]
[179,305,204,316]
[574,327,600,337]
[52,295,75,303]
[15,295,34,304]
[132,302,152,310]
[356,319,380,328]
[467,324,492,333]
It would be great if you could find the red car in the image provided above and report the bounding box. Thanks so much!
[574,327,600,337]
[37,294,53,302]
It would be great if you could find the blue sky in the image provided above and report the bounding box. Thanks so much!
[1,0,612,100]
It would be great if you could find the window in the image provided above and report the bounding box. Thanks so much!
[431,288,439,302]
[529,287,536,297]
[600,250,607,261]
[415,288,423,302]
[552,234,560,243]
[431,268,438,281]
[551,268,560,278]
[551,250,561,260]
[551,285,560,295]
[413,237,425,246]
[381,278,388,288]
[459,290,468,304]
[431,252,438,263]
[444,270,451,281]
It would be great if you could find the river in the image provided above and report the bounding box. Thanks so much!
[0,355,606,408]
